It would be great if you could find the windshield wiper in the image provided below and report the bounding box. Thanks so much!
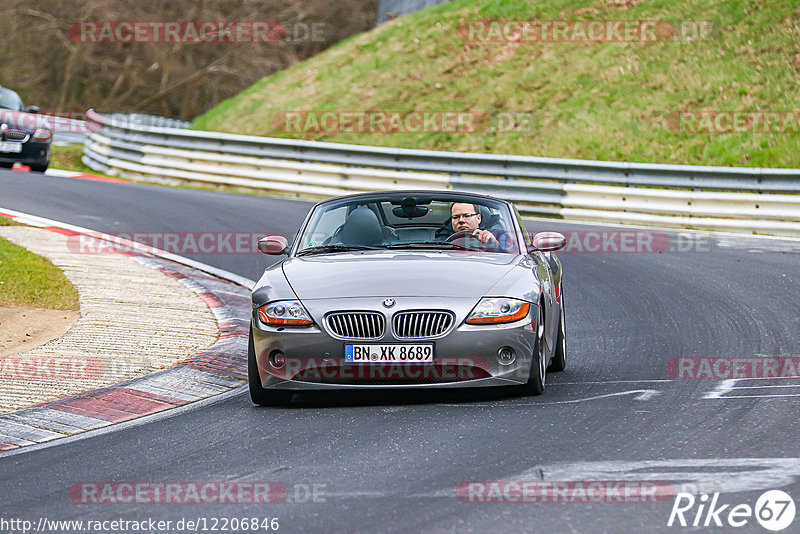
[384,241,459,249]
[296,244,382,256]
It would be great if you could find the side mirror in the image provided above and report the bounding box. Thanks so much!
[257,235,289,255]
[528,232,566,253]
[24,106,39,114]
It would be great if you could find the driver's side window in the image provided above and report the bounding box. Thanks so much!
[514,208,532,251]
[300,206,348,248]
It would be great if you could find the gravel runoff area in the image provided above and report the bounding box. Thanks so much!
[0,226,220,413]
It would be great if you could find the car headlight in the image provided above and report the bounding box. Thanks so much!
[466,298,530,325]
[33,128,52,141]
[258,300,314,326]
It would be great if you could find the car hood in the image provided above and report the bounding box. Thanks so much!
[0,109,50,133]
[282,251,522,299]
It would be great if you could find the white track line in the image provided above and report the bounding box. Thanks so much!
[0,205,255,288]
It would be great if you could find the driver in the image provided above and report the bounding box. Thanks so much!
[450,202,498,245]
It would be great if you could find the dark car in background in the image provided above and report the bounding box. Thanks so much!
[0,86,51,173]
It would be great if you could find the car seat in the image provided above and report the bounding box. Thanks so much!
[337,207,385,246]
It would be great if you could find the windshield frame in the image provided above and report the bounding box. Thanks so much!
[290,192,525,257]
[0,88,24,111]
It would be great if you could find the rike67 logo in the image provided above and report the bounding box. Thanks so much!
[668,490,796,531]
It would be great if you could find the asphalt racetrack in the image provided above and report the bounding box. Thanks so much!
[2,169,799,533]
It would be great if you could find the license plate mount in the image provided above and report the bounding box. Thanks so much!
[0,142,22,153]
[344,344,434,364]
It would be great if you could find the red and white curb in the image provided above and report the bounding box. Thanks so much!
[9,166,126,184]
[0,208,255,452]
[44,167,128,183]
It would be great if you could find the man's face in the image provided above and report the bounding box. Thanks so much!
[451,203,481,232]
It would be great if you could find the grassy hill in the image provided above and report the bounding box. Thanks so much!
[192,0,800,168]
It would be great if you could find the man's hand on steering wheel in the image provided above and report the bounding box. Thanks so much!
[445,229,498,248]
[471,229,498,245]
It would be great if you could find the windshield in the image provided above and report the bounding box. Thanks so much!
[295,194,521,255]
[0,88,24,111]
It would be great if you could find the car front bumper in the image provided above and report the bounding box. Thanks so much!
[0,139,50,167]
[251,296,539,390]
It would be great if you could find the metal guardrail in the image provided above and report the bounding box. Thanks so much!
[82,109,800,237]
[102,113,191,129]
[378,0,454,24]
[44,114,89,145]
[47,112,189,145]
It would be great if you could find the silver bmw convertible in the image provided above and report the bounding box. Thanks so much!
[249,191,567,405]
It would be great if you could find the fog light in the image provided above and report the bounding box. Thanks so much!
[498,347,515,365]
[269,350,286,368]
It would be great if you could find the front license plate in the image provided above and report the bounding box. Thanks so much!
[0,142,22,153]
[345,344,434,364]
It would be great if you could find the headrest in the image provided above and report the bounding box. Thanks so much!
[339,207,383,246]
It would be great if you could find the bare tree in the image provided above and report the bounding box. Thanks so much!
[0,0,377,118]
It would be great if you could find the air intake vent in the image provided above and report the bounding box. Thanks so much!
[392,310,454,339]
[327,311,385,339]
[2,129,28,141]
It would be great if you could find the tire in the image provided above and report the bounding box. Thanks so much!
[0,162,13,169]
[547,288,566,372]
[518,303,546,396]
[29,163,48,173]
[248,327,293,407]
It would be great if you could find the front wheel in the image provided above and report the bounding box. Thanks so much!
[518,304,546,396]
[547,288,566,372]
[29,163,49,173]
[248,327,293,407]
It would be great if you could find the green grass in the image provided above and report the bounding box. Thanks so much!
[50,144,122,180]
[191,0,800,168]
[0,233,80,310]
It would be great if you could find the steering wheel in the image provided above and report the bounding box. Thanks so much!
[445,230,486,249]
